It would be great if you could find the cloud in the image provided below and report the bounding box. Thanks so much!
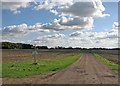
[37,33,65,39]
[2,0,110,19]
[13,10,21,14]
[2,0,110,31]
[44,33,65,39]
[2,22,118,48]
[33,0,109,31]
[68,29,118,48]
[50,9,58,15]
[58,17,93,27]
[34,0,73,10]
[1,0,32,14]
[59,1,110,17]
[41,16,93,31]
[31,28,118,48]
[2,24,29,37]
[34,1,56,10]
[34,33,66,47]
[112,22,120,29]
[34,0,110,18]
[29,23,50,32]
[1,23,50,38]
[69,29,118,39]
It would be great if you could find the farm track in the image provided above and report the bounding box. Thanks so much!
[3,53,118,84]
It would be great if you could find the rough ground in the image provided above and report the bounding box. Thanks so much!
[100,53,118,64]
[3,53,118,84]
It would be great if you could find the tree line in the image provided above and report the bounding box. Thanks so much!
[0,42,119,50]
[1,42,48,49]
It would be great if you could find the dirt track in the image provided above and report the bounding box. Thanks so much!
[3,53,118,84]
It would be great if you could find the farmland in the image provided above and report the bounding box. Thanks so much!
[2,50,81,78]
[2,49,119,84]
[2,49,81,62]
[93,53,120,72]
[94,50,119,64]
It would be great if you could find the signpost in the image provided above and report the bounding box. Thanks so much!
[32,43,38,64]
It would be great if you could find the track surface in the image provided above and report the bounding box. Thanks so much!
[3,53,118,84]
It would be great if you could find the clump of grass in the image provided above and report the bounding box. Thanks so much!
[0,63,2,78]
[2,53,81,78]
[93,53,120,73]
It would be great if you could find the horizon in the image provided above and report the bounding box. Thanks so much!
[1,41,120,49]
[1,0,119,48]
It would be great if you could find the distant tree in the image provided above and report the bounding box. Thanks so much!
[68,47,73,49]
[2,42,33,49]
[36,46,48,49]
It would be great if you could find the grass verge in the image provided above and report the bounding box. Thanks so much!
[0,63,2,78]
[3,53,81,78]
[93,53,120,73]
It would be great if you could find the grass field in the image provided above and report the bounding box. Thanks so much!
[93,53,120,73]
[0,63,2,78]
[3,52,81,78]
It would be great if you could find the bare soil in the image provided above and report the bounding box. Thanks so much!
[2,50,74,62]
[3,53,118,84]
[96,50,119,64]
[99,53,118,64]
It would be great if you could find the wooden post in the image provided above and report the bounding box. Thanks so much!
[32,43,37,64]
[34,44,36,63]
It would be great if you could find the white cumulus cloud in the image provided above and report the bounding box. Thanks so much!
[59,0,110,17]
[1,23,50,38]
[33,0,110,31]
[41,16,94,31]
[1,0,32,14]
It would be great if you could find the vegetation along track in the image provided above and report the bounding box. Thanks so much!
[93,53,120,73]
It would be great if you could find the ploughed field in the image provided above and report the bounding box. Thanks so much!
[3,50,118,63]
[2,50,77,62]
[2,49,119,84]
[93,50,119,64]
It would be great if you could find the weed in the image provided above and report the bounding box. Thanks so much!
[93,53,120,73]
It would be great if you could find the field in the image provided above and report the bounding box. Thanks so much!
[2,50,81,78]
[93,53,120,72]
[2,49,119,84]
[95,50,119,64]
[2,49,80,62]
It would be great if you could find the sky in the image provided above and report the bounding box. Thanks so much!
[1,0,120,48]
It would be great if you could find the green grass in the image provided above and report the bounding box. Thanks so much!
[93,53,120,73]
[0,63,2,78]
[3,53,81,78]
